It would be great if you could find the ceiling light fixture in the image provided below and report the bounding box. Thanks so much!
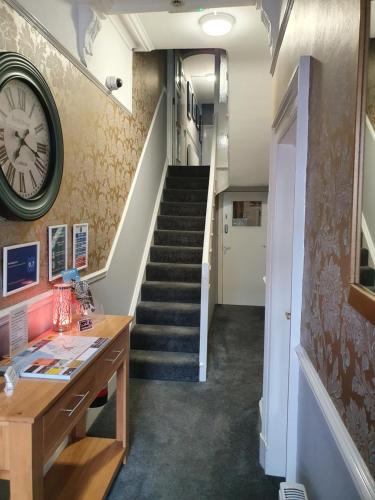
[199,12,235,37]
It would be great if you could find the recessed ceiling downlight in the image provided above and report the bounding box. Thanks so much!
[199,12,235,37]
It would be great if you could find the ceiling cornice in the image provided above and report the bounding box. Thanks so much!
[119,14,155,51]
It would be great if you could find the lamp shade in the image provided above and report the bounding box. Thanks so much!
[52,283,72,332]
[199,13,235,37]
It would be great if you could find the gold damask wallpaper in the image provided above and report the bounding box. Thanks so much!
[0,1,166,309]
[275,0,375,475]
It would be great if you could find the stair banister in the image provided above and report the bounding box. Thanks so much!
[199,115,217,382]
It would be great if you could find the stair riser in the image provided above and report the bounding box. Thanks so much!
[136,307,200,327]
[164,190,208,203]
[157,216,205,231]
[160,202,207,217]
[154,231,204,247]
[146,265,201,283]
[130,361,199,382]
[166,177,209,190]
[141,284,201,303]
[150,246,202,264]
[131,333,199,353]
[168,166,209,178]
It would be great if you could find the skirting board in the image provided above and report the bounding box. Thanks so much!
[296,345,375,499]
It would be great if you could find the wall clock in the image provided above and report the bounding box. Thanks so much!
[0,52,63,220]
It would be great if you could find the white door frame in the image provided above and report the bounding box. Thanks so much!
[260,56,311,480]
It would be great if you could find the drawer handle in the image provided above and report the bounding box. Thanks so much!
[60,391,90,417]
[105,349,124,364]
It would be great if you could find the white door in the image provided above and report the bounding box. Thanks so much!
[222,191,268,306]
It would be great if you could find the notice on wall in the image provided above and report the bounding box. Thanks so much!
[48,225,68,281]
[2,242,40,297]
[73,223,89,270]
[9,306,28,357]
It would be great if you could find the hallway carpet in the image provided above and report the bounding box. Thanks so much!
[89,305,282,500]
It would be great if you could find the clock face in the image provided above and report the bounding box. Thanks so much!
[0,79,50,199]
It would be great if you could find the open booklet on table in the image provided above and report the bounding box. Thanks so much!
[0,334,109,381]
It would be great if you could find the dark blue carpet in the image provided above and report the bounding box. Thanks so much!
[89,305,282,500]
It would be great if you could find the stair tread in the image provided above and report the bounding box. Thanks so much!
[151,245,203,250]
[147,262,201,269]
[131,349,199,364]
[155,229,204,234]
[158,215,205,220]
[142,280,201,288]
[137,301,200,310]
[164,188,208,192]
[132,324,200,335]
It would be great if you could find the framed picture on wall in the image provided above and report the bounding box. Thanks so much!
[72,223,89,270]
[187,81,192,119]
[3,242,40,297]
[195,105,200,130]
[48,224,68,281]
[192,94,197,123]
[199,114,203,144]
[176,56,182,91]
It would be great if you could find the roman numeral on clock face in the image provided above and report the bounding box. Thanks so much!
[4,88,15,110]
[37,143,47,155]
[0,144,8,164]
[29,169,37,189]
[0,129,4,142]
[34,123,44,134]
[29,103,35,119]
[5,164,15,187]
[35,157,46,176]
[0,110,7,121]
[17,87,26,112]
[19,172,26,193]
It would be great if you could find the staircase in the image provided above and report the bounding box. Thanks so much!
[130,165,210,382]
[360,247,375,292]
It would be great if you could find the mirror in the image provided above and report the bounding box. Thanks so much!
[359,0,375,293]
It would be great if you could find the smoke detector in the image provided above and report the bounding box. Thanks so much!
[171,0,184,7]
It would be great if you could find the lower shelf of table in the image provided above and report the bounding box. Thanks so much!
[44,437,125,500]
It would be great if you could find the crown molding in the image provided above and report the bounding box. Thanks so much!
[119,14,155,52]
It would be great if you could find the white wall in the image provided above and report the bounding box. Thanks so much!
[17,0,133,111]
[297,373,361,500]
[90,91,167,313]
[228,53,272,186]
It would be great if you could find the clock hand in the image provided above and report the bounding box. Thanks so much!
[14,129,30,161]
[14,130,41,158]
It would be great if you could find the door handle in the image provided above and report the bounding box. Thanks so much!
[285,312,291,320]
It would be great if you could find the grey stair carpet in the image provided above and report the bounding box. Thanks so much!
[130,165,209,382]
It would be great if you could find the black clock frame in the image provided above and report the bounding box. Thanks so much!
[0,52,63,221]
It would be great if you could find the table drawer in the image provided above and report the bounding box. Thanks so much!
[93,329,128,392]
[43,368,94,459]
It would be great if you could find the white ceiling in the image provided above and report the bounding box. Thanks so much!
[183,54,215,104]
[105,0,257,14]
[135,6,269,57]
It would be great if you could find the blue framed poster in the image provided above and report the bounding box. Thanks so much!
[48,224,68,281]
[3,242,40,297]
[73,223,88,271]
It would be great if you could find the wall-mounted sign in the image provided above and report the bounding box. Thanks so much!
[48,224,68,281]
[2,242,40,296]
[232,201,262,227]
[73,223,88,270]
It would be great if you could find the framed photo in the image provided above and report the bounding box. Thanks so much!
[192,94,197,123]
[187,81,192,119]
[195,106,201,130]
[176,56,182,91]
[199,114,203,144]
[73,223,88,270]
[3,242,40,297]
[48,224,68,281]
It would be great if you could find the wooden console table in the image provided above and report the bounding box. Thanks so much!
[0,314,132,500]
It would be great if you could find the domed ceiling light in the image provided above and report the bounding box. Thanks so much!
[199,12,235,37]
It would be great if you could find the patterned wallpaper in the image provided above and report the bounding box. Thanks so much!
[274,0,375,475]
[0,1,166,309]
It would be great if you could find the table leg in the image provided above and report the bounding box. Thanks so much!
[9,420,43,499]
[116,349,129,464]
[71,412,87,441]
